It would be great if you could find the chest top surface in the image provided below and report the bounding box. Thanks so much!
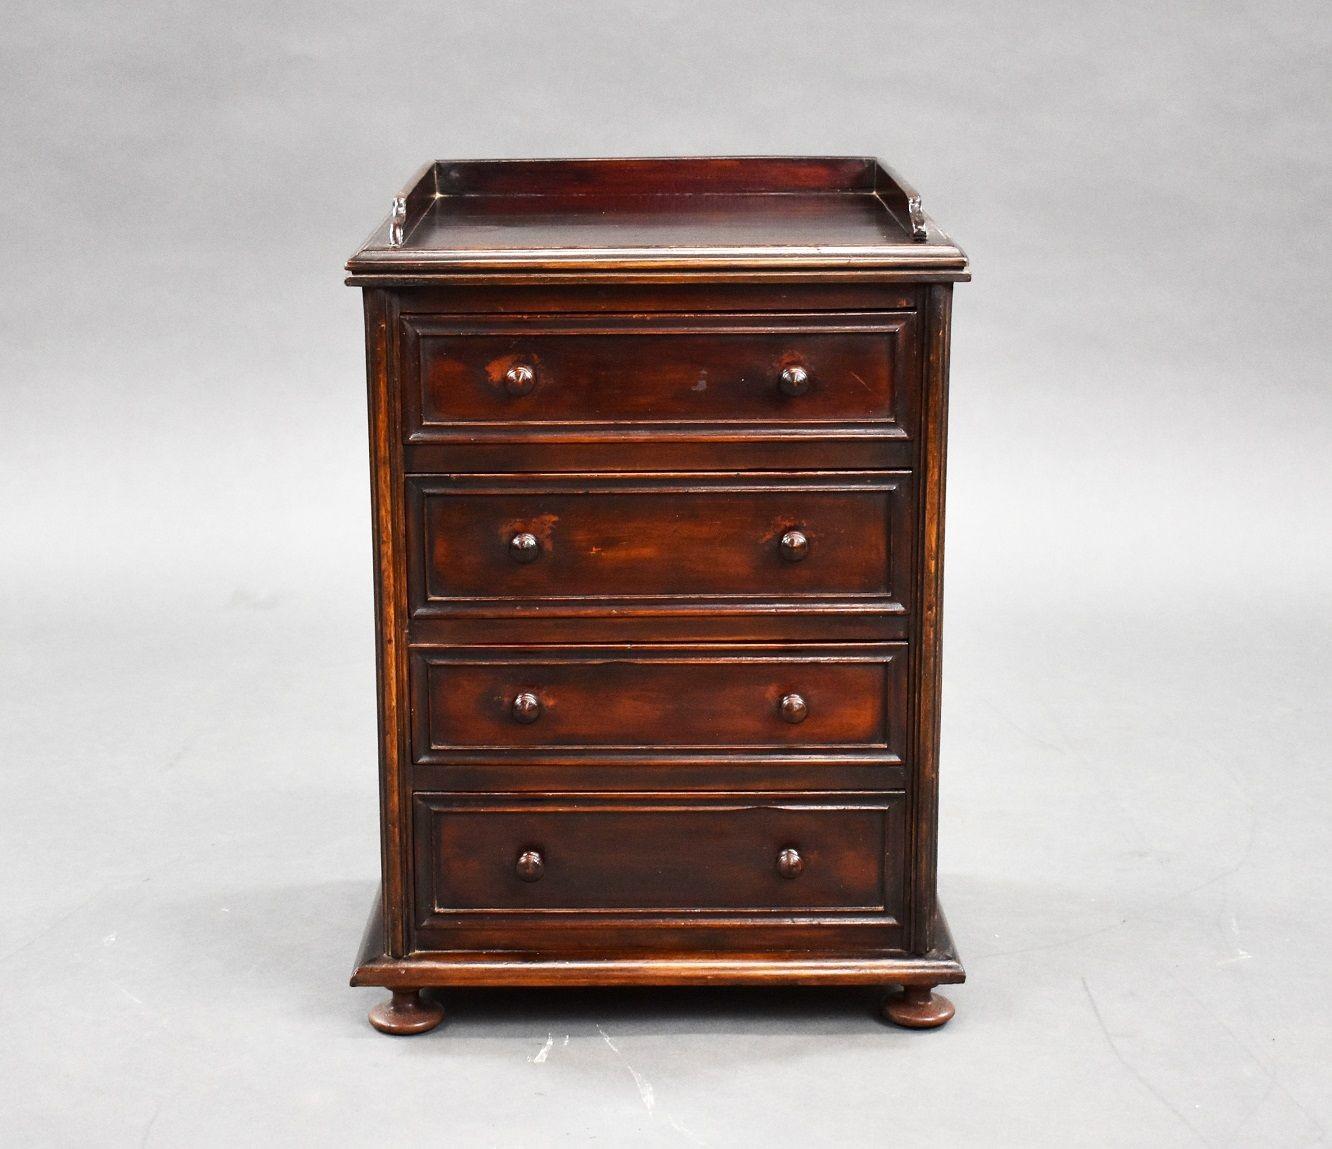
[345,156,968,279]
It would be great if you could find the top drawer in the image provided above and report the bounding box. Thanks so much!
[400,312,919,442]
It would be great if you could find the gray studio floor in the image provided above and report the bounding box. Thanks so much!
[2,569,1327,1145]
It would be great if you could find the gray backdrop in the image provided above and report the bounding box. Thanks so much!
[2,1,1329,1144]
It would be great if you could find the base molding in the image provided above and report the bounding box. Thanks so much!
[350,894,964,989]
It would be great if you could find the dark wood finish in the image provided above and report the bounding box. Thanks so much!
[423,156,885,198]
[352,896,964,987]
[368,988,445,1035]
[410,913,908,956]
[406,472,914,618]
[908,284,954,956]
[402,312,919,442]
[413,793,902,916]
[348,157,966,1031]
[882,985,956,1030]
[362,289,411,960]
[392,283,922,314]
[409,643,907,760]
[408,759,909,796]
[404,438,917,478]
[348,158,968,277]
[409,792,908,953]
[407,602,911,647]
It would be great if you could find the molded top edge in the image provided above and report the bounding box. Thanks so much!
[346,156,968,279]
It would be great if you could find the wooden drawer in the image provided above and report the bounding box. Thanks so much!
[406,472,913,619]
[410,643,907,761]
[413,793,906,920]
[401,312,918,443]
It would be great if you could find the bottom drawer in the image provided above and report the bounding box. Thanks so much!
[412,793,906,949]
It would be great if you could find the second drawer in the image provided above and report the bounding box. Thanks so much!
[410,643,907,760]
[405,472,914,619]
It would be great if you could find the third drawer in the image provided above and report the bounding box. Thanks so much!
[410,643,908,762]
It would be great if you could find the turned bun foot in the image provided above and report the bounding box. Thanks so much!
[368,989,444,1035]
[883,985,955,1029]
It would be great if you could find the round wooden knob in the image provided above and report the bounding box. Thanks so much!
[504,364,536,396]
[777,847,804,878]
[516,849,544,881]
[512,692,542,723]
[509,532,540,563]
[779,365,810,396]
[779,530,809,562]
[779,693,808,724]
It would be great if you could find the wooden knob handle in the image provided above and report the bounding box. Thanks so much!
[516,849,544,881]
[779,365,810,396]
[779,530,808,562]
[777,847,804,878]
[504,364,536,396]
[509,532,540,563]
[512,692,542,723]
[779,693,808,724]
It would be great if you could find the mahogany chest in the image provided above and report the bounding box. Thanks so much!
[346,157,969,1033]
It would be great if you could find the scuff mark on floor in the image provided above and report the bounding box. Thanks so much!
[598,1025,656,1114]
[139,1099,162,1149]
[114,982,146,1008]
[665,1114,707,1145]
[1081,977,1209,1145]
[628,1065,655,1112]
[529,1032,554,1063]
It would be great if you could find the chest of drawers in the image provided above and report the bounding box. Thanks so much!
[346,157,969,1034]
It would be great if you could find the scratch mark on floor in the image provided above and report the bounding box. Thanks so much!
[139,1100,162,1149]
[972,917,1131,961]
[1081,977,1209,1145]
[0,886,110,967]
[627,1064,655,1112]
[1172,977,1328,1142]
[597,1025,657,1114]
[977,808,1262,965]
[1229,1075,1279,1142]
[977,692,1072,757]
[114,982,146,1007]
[665,1114,707,1145]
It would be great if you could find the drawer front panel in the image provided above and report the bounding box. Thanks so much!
[411,644,906,758]
[413,794,905,917]
[402,313,918,440]
[406,473,912,616]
